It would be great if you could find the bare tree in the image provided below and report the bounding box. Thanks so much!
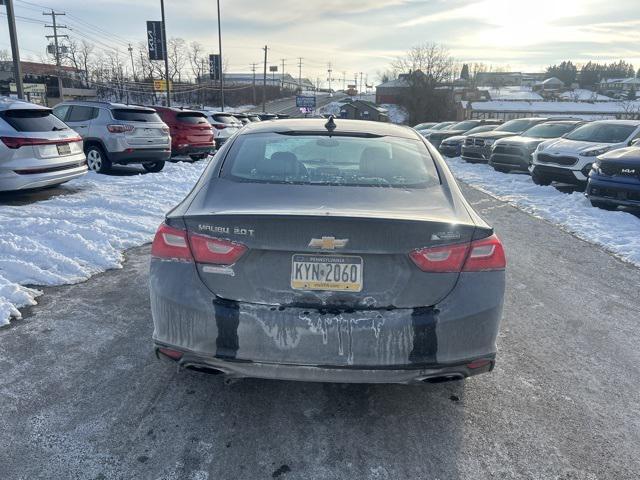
[188,41,206,81]
[167,37,188,82]
[390,43,456,123]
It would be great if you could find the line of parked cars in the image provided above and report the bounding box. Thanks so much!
[416,117,640,211]
[0,96,289,192]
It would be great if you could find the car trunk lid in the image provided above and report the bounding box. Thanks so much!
[181,180,480,308]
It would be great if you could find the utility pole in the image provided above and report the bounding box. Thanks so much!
[43,9,68,103]
[128,43,136,81]
[43,9,67,66]
[262,45,268,112]
[4,0,23,99]
[216,0,224,111]
[327,63,333,93]
[251,63,257,105]
[342,71,346,92]
[359,72,363,99]
[159,0,171,106]
[297,57,303,93]
[280,58,285,91]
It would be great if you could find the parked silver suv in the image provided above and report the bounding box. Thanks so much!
[52,101,171,173]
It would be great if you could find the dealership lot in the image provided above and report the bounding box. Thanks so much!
[1,183,639,480]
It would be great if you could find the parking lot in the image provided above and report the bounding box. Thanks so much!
[1,182,639,479]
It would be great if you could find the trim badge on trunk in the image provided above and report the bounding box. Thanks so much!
[309,236,348,250]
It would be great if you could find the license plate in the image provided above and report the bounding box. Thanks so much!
[56,143,71,155]
[291,254,363,292]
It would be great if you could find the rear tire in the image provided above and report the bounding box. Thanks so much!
[590,200,617,211]
[143,161,165,173]
[189,154,205,162]
[85,144,111,174]
[531,170,552,186]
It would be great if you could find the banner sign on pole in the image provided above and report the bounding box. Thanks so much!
[209,54,221,81]
[147,21,165,61]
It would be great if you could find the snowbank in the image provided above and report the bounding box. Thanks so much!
[0,161,207,326]
[445,157,640,267]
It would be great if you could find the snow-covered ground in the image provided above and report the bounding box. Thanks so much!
[446,157,640,267]
[0,161,207,326]
[378,104,408,124]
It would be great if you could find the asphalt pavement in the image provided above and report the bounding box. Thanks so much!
[1,184,639,480]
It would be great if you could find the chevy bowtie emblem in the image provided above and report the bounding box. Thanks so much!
[309,236,349,250]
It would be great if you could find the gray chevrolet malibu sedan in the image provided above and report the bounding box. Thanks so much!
[149,118,506,384]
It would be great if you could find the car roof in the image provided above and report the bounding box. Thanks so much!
[237,118,420,139]
[153,106,203,114]
[590,119,640,126]
[55,100,157,111]
[0,97,50,112]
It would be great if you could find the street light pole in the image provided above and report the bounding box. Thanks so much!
[159,0,171,106]
[4,0,23,99]
[216,0,224,111]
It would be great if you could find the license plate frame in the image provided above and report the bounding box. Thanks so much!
[291,254,363,292]
[56,143,71,155]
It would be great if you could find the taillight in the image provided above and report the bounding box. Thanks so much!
[161,126,170,134]
[1,136,82,149]
[150,223,247,265]
[188,234,247,265]
[462,234,506,272]
[410,234,505,273]
[151,223,192,261]
[107,124,135,133]
[409,243,469,273]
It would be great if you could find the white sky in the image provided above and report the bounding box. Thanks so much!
[1,0,639,85]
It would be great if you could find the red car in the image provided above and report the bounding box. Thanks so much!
[153,107,215,161]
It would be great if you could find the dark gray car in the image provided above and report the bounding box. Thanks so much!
[489,120,585,173]
[149,118,506,384]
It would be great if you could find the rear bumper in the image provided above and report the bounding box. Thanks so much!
[587,175,640,207]
[171,144,214,157]
[149,259,505,383]
[109,148,171,164]
[0,159,87,192]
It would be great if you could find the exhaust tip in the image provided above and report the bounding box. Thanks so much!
[184,364,224,376]
[422,373,465,384]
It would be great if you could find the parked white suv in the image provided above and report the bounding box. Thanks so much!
[0,98,87,192]
[53,101,171,173]
[530,120,640,186]
[198,111,242,148]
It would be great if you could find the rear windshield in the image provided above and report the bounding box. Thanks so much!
[432,122,454,130]
[0,109,69,132]
[495,119,537,133]
[221,133,440,188]
[522,123,579,138]
[112,109,162,123]
[212,114,238,124]
[176,112,209,125]
[564,123,637,143]
[247,115,261,122]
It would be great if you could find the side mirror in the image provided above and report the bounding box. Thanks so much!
[630,138,640,147]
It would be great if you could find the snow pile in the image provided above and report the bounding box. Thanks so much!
[445,157,640,267]
[379,104,408,124]
[0,161,207,326]
[317,101,344,116]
